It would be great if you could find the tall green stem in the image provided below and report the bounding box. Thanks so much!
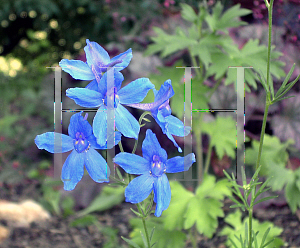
[248,209,253,248]
[255,100,270,172]
[248,2,274,247]
[137,203,151,247]
[132,111,151,154]
[266,0,274,89]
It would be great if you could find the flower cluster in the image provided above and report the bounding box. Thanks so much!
[35,39,195,216]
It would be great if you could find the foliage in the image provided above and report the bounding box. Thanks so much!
[162,175,231,238]
[202,115,240,159]
[71,215,125,248]
[245,134,293,176]
[145,61,210,119]
[77,185,125,217]
[245,135,300,212]
[129,217,186,248]
[220,210,284,248]
[145,2,285,94]
[39,178,64,215]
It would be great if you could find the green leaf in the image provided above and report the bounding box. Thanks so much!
[130,208,143,218]
[260,227,270,248]
[285,180,300,213]
[275,63,295,98]
[70,215,98,227]
[77,185,124,216]
[121,236,141,248]
[205,3,251,33]
[202,116,240,159]
[180,3,198,23]
[129,217,186,248]
[245,134,292,176]
[207,39,285,94]
[253,196,278,206]
[184,174,230,238]
[184,197,223,238]
[271,95,295,104]
[149,227,155,242]
[162,181,194,230]
[220,210,284,248]
[273,74,300,101]
[140,231,148,248]
[144,27,197,58]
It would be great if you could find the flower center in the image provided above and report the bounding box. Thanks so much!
[104,87,119,108]
[150,155,165,177]
[74,132,90,153]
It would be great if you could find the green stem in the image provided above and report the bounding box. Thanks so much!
[248,208,253,248]
[118,141,124,152]
[189,226,197,248]
[137,203,151,248]
[255,99,270,172]
[266,0,274,90]
[132,111,152,154]
[204,144,212,175]
[248,3,273,247]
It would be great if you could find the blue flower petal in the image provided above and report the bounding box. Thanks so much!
[61,150,84,191]
[110,48,132,71]
[84,39,110,68]
[114,153,149,175]
[125,173,154,204]
[153,174,171,217]
[68,112,93,139]
[93,106,107,147]
[85,148,110,182]
[154,79,174,103]
[99,70,124,96]
[126,80,174,111]
[35,132,73,153]
[142,129,167,162]
[165,153,196,173]
[59,59,95,80]
[66,88,103,108]
[86,79,98,91]
[89,131,121,149]
[165,115,191,137]
[118,78,154,104]
[115,104,139,140]
[153,116,183,153]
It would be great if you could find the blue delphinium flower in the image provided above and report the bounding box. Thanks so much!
[126,79,190,152]
[66,71,154,146]
[113,129,195,217]
[35,112,121,191]
[59,39,132,82]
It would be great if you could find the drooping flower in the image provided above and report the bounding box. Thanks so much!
[59,39,132,82]
[66,71,154,146]
[126,79,190,152]
[35,112,121,191]
[113,129,195,217]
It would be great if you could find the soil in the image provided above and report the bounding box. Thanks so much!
[0,181,300,248]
